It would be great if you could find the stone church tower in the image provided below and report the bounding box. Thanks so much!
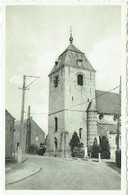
[47,31,97,157]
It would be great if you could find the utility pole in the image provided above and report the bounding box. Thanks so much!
[26,105,31,154]
[117,76,121,150]
[17,75,39,163]
[18,75,26,162]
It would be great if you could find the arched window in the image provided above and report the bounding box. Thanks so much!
[54,137,57,150]
[99,136,101,145]
[77,74,83,86]
[55,117,58,132]
[79,128,82,138]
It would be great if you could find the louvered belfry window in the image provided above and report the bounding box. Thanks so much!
[77,74,83,86]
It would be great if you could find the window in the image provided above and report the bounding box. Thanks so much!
[54,75,59,88]
[55,117,58,132]
[79,128,82,139]
[36,136,38,141]
[10,126,13,132]
[55,61,58,66]
[77,74,83,86]
[77,59,82,66]
[54,137,57,150]
[99,114,103,120]
[40,143,44,147]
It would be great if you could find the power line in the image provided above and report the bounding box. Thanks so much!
[66,85,119,110]
[21,84,120,117]
[48,85,120,116]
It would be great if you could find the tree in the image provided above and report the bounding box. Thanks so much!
[100,136,110,159]
[91,138,99,158]
[69,131,80,152]
[69,131,83,157]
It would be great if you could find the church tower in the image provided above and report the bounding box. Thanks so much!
[47,29,96,157]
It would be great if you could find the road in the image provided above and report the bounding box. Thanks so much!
[6,156,121,190]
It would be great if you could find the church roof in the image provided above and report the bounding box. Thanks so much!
[49,44,95,75]
[96,90,120,115]
[60,44,84,56]
[49,29,96,75]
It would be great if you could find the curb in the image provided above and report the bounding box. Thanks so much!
[22,157,28,163]
[6,167,41,186]
[5,158,28,172]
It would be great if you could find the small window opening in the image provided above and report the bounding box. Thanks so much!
[79,128,82,139]
[55,61,58,66]
[99,114,104,120]
[55,117,58,132]
[54,137,57,150]
[77,59,82,66]
[36,136,39,141]
[72,96,73,101]
[54,76,59,88]
[40,143,44,148]
[77,74,83,86]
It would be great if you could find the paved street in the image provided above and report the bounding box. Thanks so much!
[6,156,121,190]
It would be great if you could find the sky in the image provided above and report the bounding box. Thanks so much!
[5,5,121,135]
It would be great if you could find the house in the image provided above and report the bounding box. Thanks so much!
[47,31,121,159]
[14,117,45,154]
[5,109,15,159]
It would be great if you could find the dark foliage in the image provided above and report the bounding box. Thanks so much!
[69,131,83,157]
[29,144,38,154]
[69,131,81,151]
[91,138,99,158]
[72,147,85,158]
[37,147,46,156]
[100,136,110,159]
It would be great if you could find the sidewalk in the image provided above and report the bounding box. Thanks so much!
[5,157,41,186]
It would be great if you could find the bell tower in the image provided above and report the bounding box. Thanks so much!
[47,29,96,157]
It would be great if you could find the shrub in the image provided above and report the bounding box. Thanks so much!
[69,131,83,157]
[91,138,99,158]
[29,144,38,154]
[72,147,85,158]
[37,147,46,156]
[101,151,110,159]
[100,136,110,159]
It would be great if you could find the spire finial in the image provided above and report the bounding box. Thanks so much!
[69,26,73,44]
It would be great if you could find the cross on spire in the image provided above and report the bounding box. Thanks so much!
[69,26,73,44]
